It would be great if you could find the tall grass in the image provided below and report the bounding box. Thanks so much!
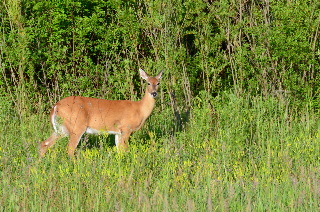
[1,92,319,211]
[1,0,319,210]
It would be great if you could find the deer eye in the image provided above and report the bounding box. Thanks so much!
[148,83,151,85]
[157,82,160,85]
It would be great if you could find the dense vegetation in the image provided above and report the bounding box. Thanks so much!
[1,0,320,211]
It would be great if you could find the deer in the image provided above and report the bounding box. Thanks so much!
[40,69,164,157]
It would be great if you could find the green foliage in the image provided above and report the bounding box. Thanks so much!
[1,0,318,108]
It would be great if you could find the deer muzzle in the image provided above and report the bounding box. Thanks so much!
[151,92,158,98]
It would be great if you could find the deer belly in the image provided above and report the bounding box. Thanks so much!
[86,127,121,135]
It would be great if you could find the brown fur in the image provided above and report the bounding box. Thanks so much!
[40,69,163,157]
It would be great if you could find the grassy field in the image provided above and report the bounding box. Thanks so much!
[1,92,320,211]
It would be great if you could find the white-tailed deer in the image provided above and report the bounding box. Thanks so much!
[40,69,163,157]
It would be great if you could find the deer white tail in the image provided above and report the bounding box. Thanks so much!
[51,105,69,137]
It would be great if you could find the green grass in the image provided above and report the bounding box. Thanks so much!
[1,93,320,211]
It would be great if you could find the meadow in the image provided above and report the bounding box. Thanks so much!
[1,92,319,211]
[1,0,320,211]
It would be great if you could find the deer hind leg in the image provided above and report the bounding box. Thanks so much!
[67,130,86,157]
[40,132,61,157]
[40,105,69,157]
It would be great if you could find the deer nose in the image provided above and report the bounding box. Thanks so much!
[151,92,158,98]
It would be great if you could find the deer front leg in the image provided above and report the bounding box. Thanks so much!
[115,132,131,152]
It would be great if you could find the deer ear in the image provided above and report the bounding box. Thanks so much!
[139,69,149,80]
[156,70,164,80]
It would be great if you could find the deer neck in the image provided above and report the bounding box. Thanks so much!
[139,90,156,118]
